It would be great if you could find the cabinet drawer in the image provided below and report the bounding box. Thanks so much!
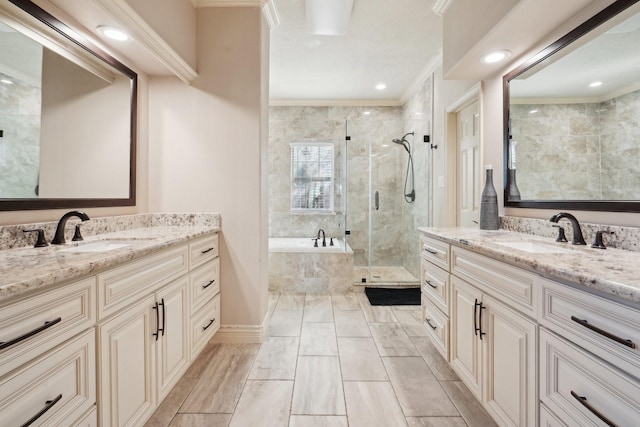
[540,329,640,427]
[539,277,640,379]
[98,245,188,319]
[190,258,220,313]
[420,235,450,270]
[71,407,97,427]
[190,294,220,356]
[422,295,449,361]
[540,403,567,427]
[421,259,449,314]
[451,246,537,317]
[0,329,95,427]
[190,234,219,269]
[0,277,95,378]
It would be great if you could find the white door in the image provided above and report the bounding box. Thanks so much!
[457,101,480,227]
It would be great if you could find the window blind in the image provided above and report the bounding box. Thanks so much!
[291,143,334,212]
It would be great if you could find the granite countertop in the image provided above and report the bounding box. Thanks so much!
[0,225,220,304]
[419,227,640,307]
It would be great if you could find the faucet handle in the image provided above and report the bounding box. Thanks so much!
[23,229,49,248]
[552,225,568,242]
[72,224,84,242]
[312,238,319,248]
[592,230,614,249]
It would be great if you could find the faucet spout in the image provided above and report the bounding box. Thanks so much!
[549,212,586,245]
[52,210,90,245]
[317,228,326,247]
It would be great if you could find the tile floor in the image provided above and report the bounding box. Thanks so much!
[145,292,497,427]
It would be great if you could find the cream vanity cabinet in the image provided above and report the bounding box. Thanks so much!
[97,233,220,427]
[421,235,538,427]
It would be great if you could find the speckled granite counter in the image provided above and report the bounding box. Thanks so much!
[0,214,220,303]
[419,227,640,307]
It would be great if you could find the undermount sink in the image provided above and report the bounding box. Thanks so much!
[59,240,136,253]
[494,241,575,254]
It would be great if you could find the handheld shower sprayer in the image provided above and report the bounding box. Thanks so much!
[391,132,416,203]
[392,132,414,154]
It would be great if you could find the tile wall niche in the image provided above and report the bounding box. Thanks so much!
[510,88,640,200]
[0,77,41,198]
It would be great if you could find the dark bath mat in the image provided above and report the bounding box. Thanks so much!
[364,287,421,306]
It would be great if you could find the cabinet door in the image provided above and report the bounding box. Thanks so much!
[156,277,190,401]
[483,295,537,427]
[450,276,483,399]
[98,295,156,427]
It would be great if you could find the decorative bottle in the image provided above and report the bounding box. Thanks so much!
[480,165,499,230]
[507,168,521,200]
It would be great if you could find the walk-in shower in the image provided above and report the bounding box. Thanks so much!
[392,132,416,203]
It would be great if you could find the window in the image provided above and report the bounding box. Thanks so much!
[291,142,334,212]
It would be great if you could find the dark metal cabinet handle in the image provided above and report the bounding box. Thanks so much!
[571,316,636,349]
[159,298,166,337]
[571,390,618,427]
[478,302,486,340]
[203,279,215,289]
[21,393,62,427]
[152,302,160,341]
[424,247,438,255]
[474,299,480,337]
[0,317,62,350]
[425,318,437,330]
[201,247,215,254]
[425,280,437,289]
[203,318,216,331]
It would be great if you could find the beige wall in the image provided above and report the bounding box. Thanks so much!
[148,7,269,329]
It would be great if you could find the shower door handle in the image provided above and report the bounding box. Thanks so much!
[374,191,379,210]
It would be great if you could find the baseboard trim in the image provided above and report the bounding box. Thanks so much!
[210,312,269,344]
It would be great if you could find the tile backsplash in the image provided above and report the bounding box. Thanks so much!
[500,215,640,252]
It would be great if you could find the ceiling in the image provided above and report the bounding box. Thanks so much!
[268,0,443,104]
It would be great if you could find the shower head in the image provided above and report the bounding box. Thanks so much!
[392,132,414,153]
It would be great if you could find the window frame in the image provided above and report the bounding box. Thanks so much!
[290,142,335,214]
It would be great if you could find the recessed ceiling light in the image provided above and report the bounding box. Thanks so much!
[481,50,511,64]
[1,78,13,85]
[375,83,387,90]
[363,111,371,115]
[589,81,603,88]
[97,25,129,41]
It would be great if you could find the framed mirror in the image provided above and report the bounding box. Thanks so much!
[503,0,640,212]
[0,0,137,210]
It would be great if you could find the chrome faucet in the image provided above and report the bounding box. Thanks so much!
[52,210,90,245]
[317,228,326,247]
[549,212,586,245]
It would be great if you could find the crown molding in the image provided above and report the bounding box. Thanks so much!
[194,0,279,28]
[269,98,403,107]
[93,0,198,84]
[399,49,442,105]
[432,0,454,16]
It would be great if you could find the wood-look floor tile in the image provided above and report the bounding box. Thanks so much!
[331,293,361,310]
[292,356,345,415]
[441,381,497,427]
[338,337,388,381]
[334,310,370,337]
[411,337,459,381]
[406,417,468,427]
[289,415,349,426]
[169,414,232,427]
[357,293,398,322]
[276,294,306,310]
[248,337,299,380]
[228,380,293,427]
[299,322,338,355]
[383,357,459,417]
[179,350,256,413]
[182,343,218,379]
[369,323,420,356]
[393,309,428,337]
[343,381,407,427]
[267,309,303,336]
[144,377,198,427]
[303,294,334,322]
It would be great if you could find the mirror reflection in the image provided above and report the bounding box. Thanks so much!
[0,0,136,210]
[505,1,640,206]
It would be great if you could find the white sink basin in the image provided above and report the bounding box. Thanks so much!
[494,241,575,254]
[59,240,135,253]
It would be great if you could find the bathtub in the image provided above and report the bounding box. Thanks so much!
[268,237,354,293]
[269,237,351,253]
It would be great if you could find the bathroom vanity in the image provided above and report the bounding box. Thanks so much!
[419,227,640,427]
[0,215,220,426]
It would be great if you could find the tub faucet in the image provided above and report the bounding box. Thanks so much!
[317,228,326,247]
[549,212,586,245]
[52,210,90,245]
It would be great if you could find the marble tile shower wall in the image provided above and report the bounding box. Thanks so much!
[0,78,41,198]
[511,89,640,200]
